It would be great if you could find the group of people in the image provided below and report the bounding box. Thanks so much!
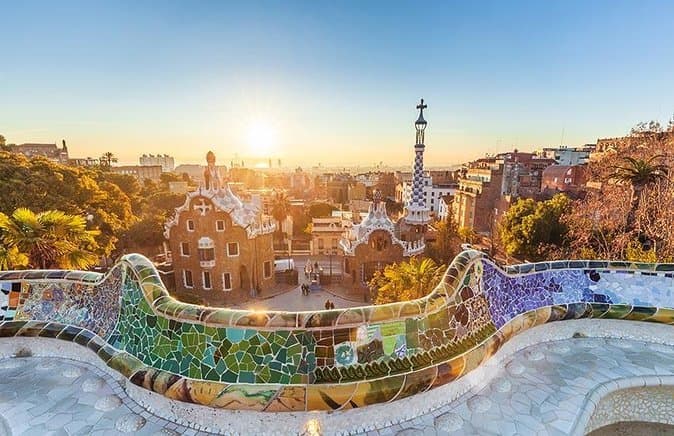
[301,283,311,296]
[324,299,335,310]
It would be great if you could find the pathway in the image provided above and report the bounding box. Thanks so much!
[233,280,362,312]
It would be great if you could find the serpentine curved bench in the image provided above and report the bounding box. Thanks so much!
[0,250,672,412]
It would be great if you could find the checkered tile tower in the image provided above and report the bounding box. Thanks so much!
[404,98,431,225]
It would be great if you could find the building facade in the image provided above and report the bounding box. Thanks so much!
[165,152,276,305]
[537,145,595,166]
[541,165,588,195]
[454,151,556,233]
[112,165,163,181]
[340,193,422,295]
[437,194,454,221]
[11,142,69,164]
[396,175,457,216]
[140,154,175,172]
[310,217,348,255]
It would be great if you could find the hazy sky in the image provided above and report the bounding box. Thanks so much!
[2,1,674,167]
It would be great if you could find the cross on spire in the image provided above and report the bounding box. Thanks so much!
[194,199,212,216]
[416,98,427,112]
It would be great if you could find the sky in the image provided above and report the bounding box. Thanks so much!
[2,1,674,168]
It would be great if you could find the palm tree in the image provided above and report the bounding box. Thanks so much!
[611,155,669,229]
[0,245,27,271]
[0,208,100,269]
[371,257,444,304]
[270,190,291,248]
[100,151,118,168]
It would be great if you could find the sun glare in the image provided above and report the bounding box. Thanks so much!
[246,121,277,157]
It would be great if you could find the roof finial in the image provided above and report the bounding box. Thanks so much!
[416,98,427,117]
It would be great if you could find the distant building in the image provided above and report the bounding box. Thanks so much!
[290,167,312,195]
[174,164,204,181]
[11,141,69,164]
[437,194,454,221]
[140,154,175,172]
[165,151,276,305]
[168,181,189,194]
[374,172,396,199]
[454,159,503,233]
[326,177,350,205]
[112,165,162,181]
[68,157,100,167]
[453,150,555,233]
[396,175,457,215]
[348,182,367,201]
[310,217,348,255]
[537,145,595,166]
[541,165,587,194]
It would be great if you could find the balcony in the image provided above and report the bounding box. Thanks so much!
[200,260,216,268]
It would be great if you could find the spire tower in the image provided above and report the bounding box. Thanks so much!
[404,98,431,225]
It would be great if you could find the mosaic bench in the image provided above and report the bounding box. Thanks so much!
[0,250,672,412]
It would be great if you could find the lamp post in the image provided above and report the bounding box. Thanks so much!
[253,231,259,297]
[329,249,333,280]
[246,223,259,298]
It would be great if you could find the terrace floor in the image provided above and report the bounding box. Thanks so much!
[232,277,364,312]
[0,328,673,435]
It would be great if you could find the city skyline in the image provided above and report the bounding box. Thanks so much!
[2,1,674,167]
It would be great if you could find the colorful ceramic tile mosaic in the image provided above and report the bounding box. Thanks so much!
[13,266,123,338]
[0,281,22,321]
[0,250,672,412]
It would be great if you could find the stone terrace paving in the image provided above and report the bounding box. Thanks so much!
[0,320,673,435]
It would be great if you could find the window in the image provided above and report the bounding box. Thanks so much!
[183,270,193,288]
[222,273,232,291]
[331,238,338,249]
[227,242,239,257]
[180,242,190,256]
[187,220,195,231]
[263,261,272,279]
[216,220,225,232]
[202,271,212,289]
[318,239,324,249]
[199,247,215,262]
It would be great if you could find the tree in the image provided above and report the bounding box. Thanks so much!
[99,152,118,168]
[118,213,166,251]
[458,226,478,244]
[610,155,668,230]
[427,215,461,265]
[0,152,134,258]
[0,245,28,271]
[562,124,674,262]
[308,202,337,218]
[499,194,571,261]
[0,208,100,269]
[369,257,444,304]
[270,190,291,245]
